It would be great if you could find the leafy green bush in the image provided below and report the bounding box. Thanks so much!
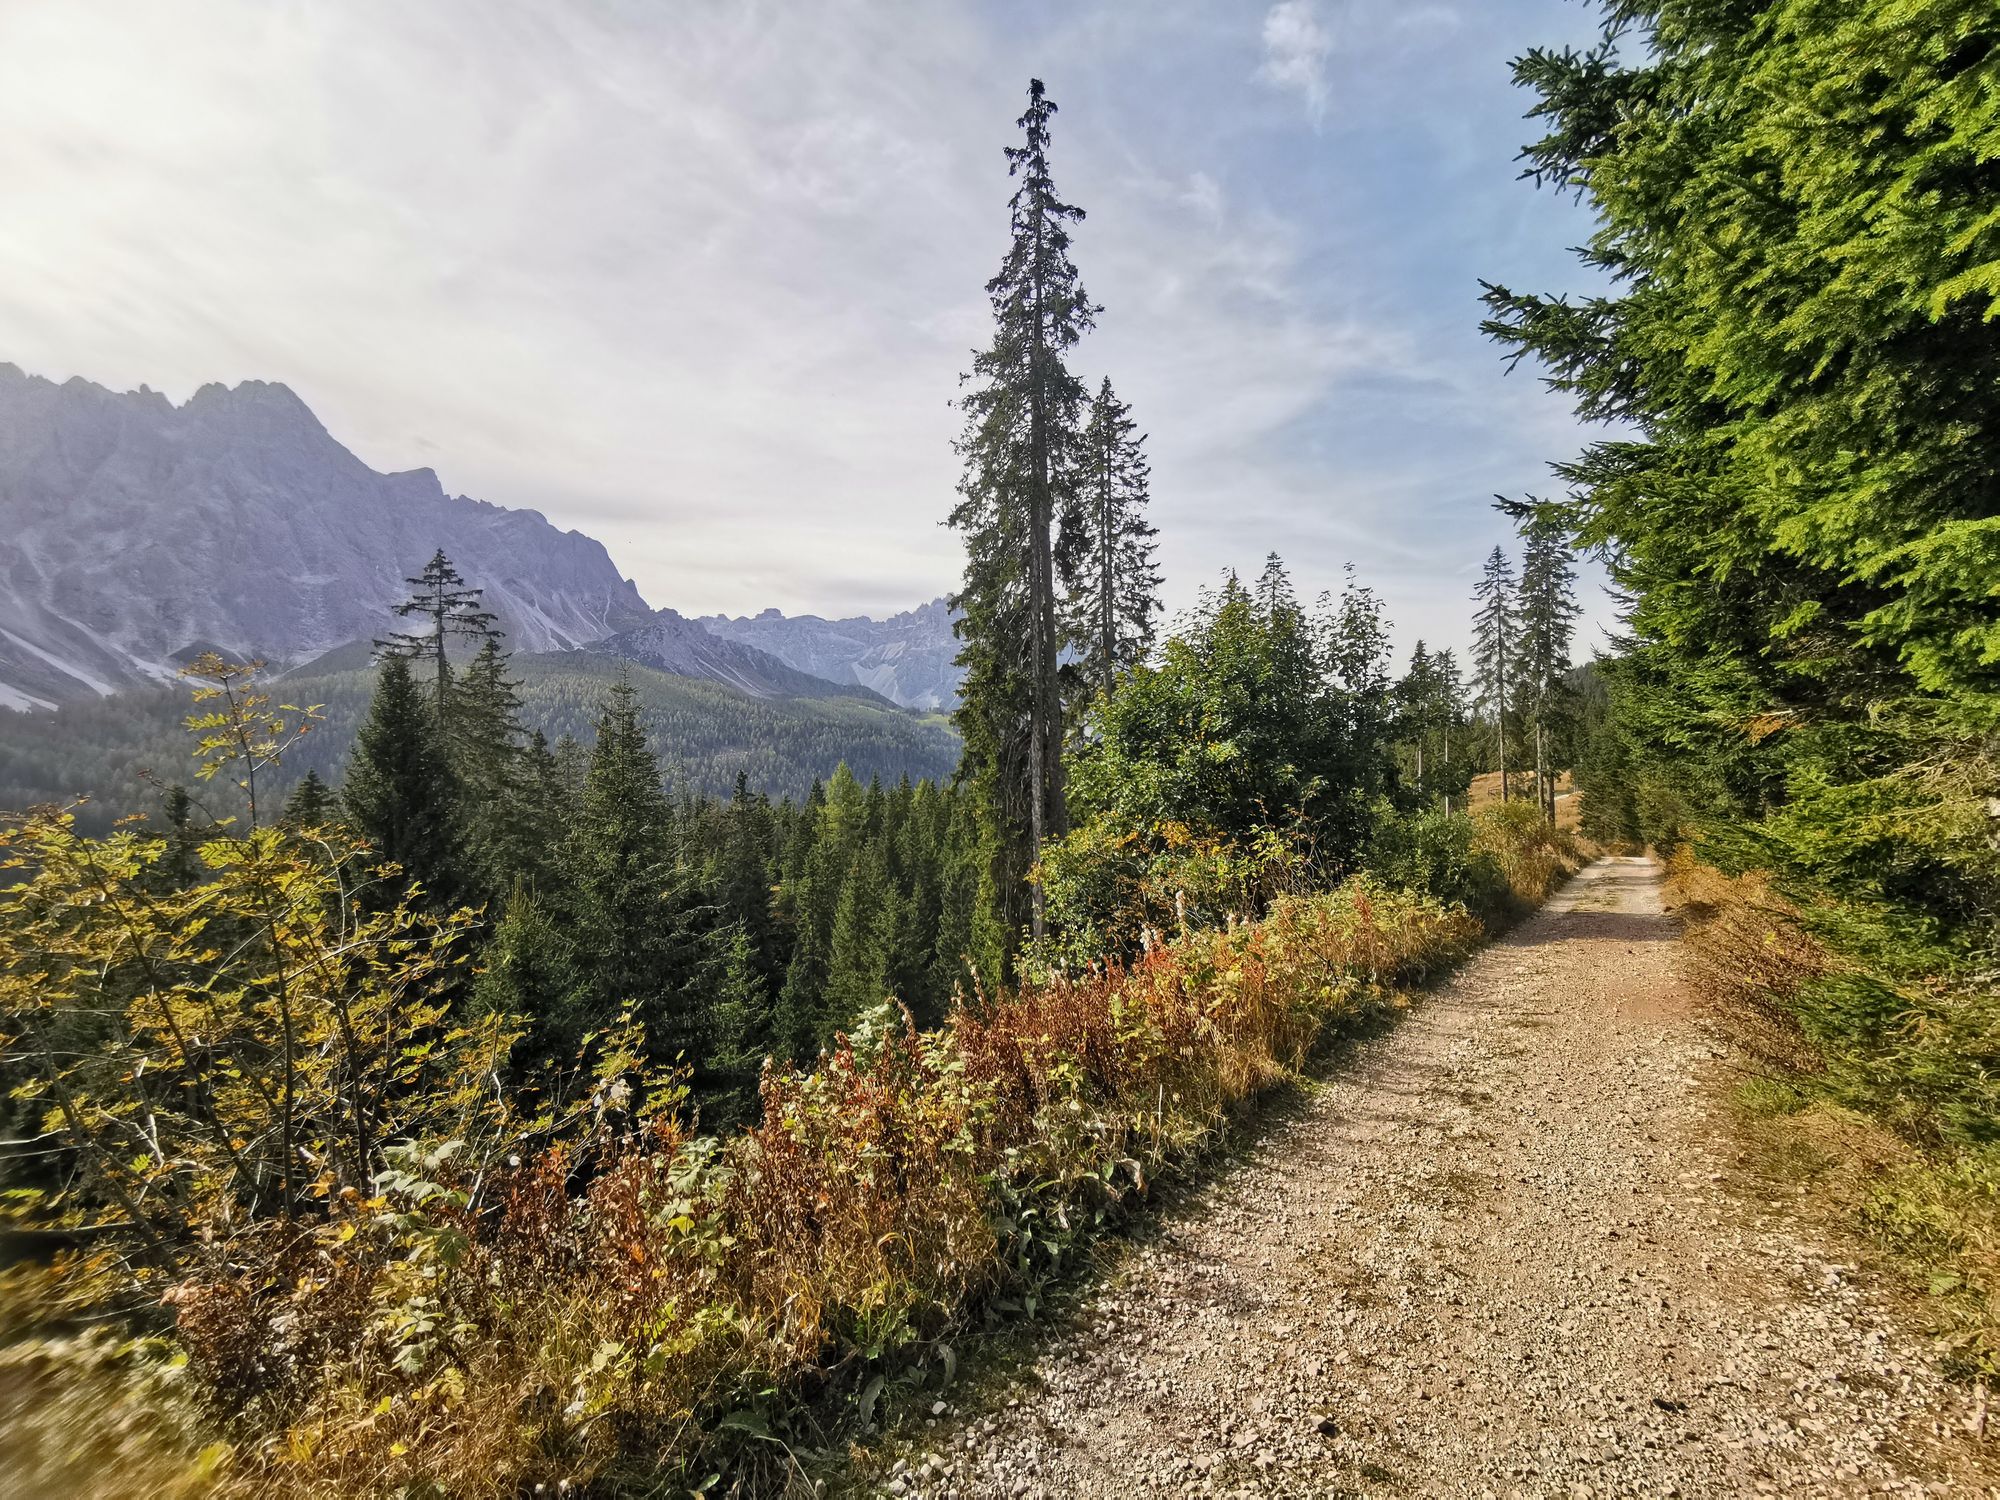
[1365,807,1509,917]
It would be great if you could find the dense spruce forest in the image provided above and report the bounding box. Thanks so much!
[1493,0,2000,1395]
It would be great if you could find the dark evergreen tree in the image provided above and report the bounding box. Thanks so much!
[1395,643,1440,803]
[158,783,205,888]
[703,924,774,1128]
[1428,648,1471,815]
[714,772,781,996]
[281,769,339,829]
[448,636,527,895]
[1324,564,1396,804]
[950,78,1099,948]
[777,766,865,1057]
[567,677,704,1063]
[822,838,896,1034]
[1064,376,1161,705]
[375,549,500,719]
[343,654,462,903]
[512,729,572,890]
[472,877,586,1078]
[1471,546,1518,800]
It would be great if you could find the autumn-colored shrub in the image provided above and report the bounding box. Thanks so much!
[0,655,1546,1495]
[137,876,1481,1497]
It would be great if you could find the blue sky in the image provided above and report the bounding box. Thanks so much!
[0,0,1614,664]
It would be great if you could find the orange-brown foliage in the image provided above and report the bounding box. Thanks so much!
[192,877,1482,1496]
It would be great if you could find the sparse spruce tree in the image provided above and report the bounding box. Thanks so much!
[1511,506,1581,822]
[1471,546,1518,801]
[1064,376,1161,706]
[375,549,500,719]
[950,77,1099,948]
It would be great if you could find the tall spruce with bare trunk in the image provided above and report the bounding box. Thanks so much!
[1513,507,1580,821]
[949,78,1098,947]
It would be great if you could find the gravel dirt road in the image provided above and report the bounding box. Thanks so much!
[878,856,1995,1499]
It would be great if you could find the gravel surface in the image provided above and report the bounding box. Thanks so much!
[879,857,1996,1499]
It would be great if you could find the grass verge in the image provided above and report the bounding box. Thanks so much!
[1666,854,2000,1384]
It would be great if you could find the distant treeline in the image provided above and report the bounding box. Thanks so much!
[0,649,959,835]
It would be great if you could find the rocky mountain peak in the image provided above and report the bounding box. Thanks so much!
[697,598,964,711]
[0,363,652,708]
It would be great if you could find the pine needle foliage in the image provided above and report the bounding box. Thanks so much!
[1064,376,1162,707]
[374,549,501,719]
[951,78,1100,949]
[1489,0,2000,1368]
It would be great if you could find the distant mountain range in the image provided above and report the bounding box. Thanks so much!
[0,363,962,713]
[581,609,895,705]
[699,599,963,711]
[0,363,653,708]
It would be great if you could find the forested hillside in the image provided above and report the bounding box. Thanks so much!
[1490,0,2000,1375]
[0,648,957,831]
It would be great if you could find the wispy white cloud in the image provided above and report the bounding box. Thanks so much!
[1258,0,1334,122]
[0,0,1612,661]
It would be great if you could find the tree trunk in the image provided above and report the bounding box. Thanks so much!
[1026,204,1055,942]
[1535,715,1549,822]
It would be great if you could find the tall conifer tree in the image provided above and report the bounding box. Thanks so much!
[375,550,500,719]
[1513,508,1582,821]
[1064,376,1161,704]
[950,78,1098,946]
[1429,647,1469,814]
[343,654,462,903]
[448,636,528,893]
[1471,546,1518,801]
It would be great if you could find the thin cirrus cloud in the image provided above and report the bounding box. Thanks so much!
[0,0,1612,663]
[1258,1,1336,122]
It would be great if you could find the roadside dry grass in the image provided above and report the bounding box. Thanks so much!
[1665,854,2000,1389]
